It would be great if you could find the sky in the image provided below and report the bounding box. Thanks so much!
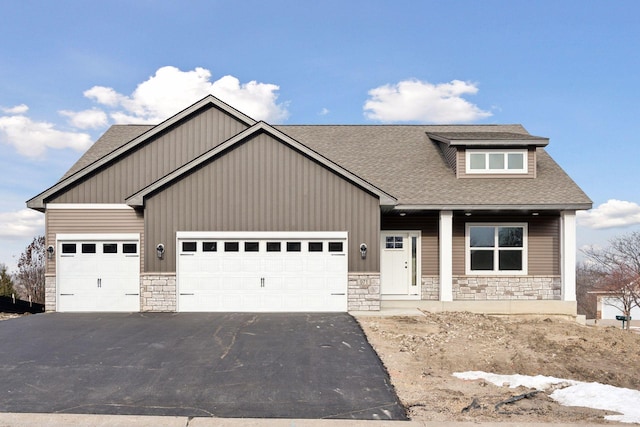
[1,0,639,270]
[455,371,640,423]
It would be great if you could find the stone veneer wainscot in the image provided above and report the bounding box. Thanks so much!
[453,276,561,300]
[140,273,176,312]
[348,273,380,311]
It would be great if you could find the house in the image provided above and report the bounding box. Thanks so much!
[590,290,640,322]
[27,95,592,315]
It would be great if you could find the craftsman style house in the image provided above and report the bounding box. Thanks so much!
[27,95,591,315]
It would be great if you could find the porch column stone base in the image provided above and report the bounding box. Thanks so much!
[421,275,440,300]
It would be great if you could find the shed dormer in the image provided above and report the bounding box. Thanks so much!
[427,131,549,179]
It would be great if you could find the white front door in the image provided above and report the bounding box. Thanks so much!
[380,231,420,298]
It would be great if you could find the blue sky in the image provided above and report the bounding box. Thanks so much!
[1,0,639,270]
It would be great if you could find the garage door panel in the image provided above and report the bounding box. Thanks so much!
[57,237,140,312]
[178,234,348,312]
[242,259,262,273]
[223,258,242,271]
[283,258,303,272]
[306,258,325,273]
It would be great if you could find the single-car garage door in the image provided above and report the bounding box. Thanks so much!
[57,234,140,312]
[177,232,348,312]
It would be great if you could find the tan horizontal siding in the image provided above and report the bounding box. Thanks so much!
[46,209,144,276]
[50,106,249,204]
[452,214,560,275]
[381,214,439,275]
[145,132,381,273]
[528,215,559,275]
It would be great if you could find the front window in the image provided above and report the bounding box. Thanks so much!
[466,224,527,274]
[466,150,527,174]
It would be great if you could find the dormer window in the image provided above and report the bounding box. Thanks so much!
[426,131,547,179]
[466,149,527,174]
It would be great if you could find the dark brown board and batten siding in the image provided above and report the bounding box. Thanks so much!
[45,208,144,276]
[144,132,381,272]
[452,214,560,276]
[49,106,249,204]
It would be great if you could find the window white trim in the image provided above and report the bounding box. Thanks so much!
[465,223,528,275]
[466,149,528,174]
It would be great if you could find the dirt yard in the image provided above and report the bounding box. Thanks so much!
[358,311,640,424]
[0,313,22,321]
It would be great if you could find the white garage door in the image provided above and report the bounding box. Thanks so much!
[177,232,348,312]
[57,234,140,312]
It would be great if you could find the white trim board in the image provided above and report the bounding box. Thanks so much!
[56,233,140,241]
[47,204,134,210]
[177,231,348,240]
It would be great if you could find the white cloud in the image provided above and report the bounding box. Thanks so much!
[0,112,93,158]
[577,199,640,229]
[363,79,492,123]
[59,108,108,129]
[0,209,44,240]
[319,107,330,116]
[83,86,124,107]
[2,104,29,114]
[85,66,290,124]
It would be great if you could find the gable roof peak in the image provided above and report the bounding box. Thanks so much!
[26,94,258,211]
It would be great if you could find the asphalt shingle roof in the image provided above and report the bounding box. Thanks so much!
[60,124,153,180]
[58,122,591,209]
[275,125,590,208]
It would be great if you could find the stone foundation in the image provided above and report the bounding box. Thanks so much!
[45,274,56,312]
[348,273,381,311]
[453,275,561,300]
[140,273,176,312]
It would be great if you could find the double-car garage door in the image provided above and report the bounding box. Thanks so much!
[56,232,348,312]
[177,232,348,312]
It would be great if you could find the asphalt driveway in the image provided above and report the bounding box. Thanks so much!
[0,313,406,420]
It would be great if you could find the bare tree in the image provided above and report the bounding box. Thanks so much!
[583,231,640,330]
[576,262,605,319]
[16,236,45,304]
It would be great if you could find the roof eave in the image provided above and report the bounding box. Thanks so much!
[427,133,549,147]
[393,203,593,211]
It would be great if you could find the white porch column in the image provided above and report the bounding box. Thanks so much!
[439,210,453,301]
[561,210,577,301]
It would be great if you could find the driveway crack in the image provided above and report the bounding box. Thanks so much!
[217,315,257,360]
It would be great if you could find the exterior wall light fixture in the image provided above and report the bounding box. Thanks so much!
[156,243,165,259]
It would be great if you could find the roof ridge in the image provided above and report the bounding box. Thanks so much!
[276,123,525,127]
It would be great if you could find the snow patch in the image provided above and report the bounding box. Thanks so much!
[454,371,640,424]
